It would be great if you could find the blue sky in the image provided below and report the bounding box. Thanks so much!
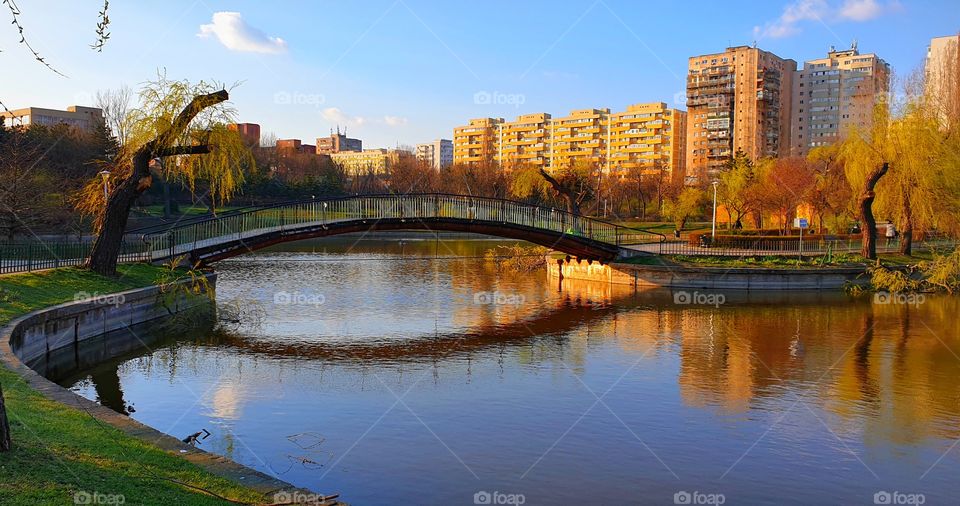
[4,1,959,148]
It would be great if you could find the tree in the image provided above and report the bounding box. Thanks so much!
[0,383,9,451]
[95,85,134,147]
[716,150,759,229]
[537,159,595,215]
[756,157,815,234]
[808,145,854,234]
[662,187,706,232]
[80,76,252,275]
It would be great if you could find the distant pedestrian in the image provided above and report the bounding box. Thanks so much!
[885,223,896,246]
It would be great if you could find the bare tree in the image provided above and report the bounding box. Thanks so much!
[95,85,133,147]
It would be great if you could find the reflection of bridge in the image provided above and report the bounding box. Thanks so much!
[126,194,664,265]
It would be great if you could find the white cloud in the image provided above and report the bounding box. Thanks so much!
[838,0,895,21]
[754,0,898,40]
[322,108,407,128]
[198,12,287,54]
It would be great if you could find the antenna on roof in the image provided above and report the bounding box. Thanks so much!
[851,39,858,52]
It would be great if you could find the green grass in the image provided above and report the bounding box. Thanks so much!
[0,266,266,505]
[132,204,240,218]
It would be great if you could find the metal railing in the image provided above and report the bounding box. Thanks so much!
[1,194,665,274]
[658,237,959,257]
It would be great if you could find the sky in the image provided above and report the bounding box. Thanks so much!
[4,0,959,149]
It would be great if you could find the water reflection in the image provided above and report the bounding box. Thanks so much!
[42,237,960,504]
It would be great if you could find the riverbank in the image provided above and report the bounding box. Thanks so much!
[0,266,305,505]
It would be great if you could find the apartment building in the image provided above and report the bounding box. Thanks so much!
[550,108,609,170]
[926,34,960,126]
[276,139,317,155]
[331,148,413,175]
[686,46,796,179]
[228,123,261,147]
[415,139,454,170]
[498,113,552,170]
[316,130,362,154]
[1,105,103,130]
[609,102,686,178]
[790,44,890,156]
[453,117,503,166]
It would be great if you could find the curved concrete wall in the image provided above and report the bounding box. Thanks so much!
[548,258,867,290]
[0,275,324,502]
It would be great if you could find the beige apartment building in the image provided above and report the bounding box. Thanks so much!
[1,105,103,130]
[331,148,413,175]
[609,102,686,178]
[550,108,609,170]
[498,112,552,170]
[926,34,960,126]
[790,44,890,156]
[453,117,503,166]
[453,103,687,180]
[686,46,796,179]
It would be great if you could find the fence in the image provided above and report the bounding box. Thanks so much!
[659,236,959,257]
[0,239,152,275]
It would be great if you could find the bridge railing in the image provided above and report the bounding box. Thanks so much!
[128,194,664,260]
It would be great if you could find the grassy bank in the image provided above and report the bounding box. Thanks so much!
[0,266,265,505]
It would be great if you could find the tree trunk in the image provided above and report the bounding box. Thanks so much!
[86,90,228,276]
[539,168,581,215]
[899,189,913,256]
[0,383,11,452]
[859,162,889,260]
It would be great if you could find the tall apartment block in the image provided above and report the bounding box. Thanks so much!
[550,108,609,170]
[228,122,261,147]
[686,46,796,179]
[415,139,454,170]
[453,117,503,166]
[609,102,686,177]
[498,113,552,169]
[790,44,890,156]
[925,34,960,126]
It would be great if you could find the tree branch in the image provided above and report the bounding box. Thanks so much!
[155,145,212,157]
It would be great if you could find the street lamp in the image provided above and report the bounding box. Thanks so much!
[98,170,111,203]
[711,180,719,240]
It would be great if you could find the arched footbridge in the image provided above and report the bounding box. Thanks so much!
[126,194,665,264]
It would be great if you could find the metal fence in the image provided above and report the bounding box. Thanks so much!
[658,236,959,257]
[0,239,152,275]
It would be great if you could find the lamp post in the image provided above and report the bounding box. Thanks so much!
[98,170,111,203]
[711,180,719,240]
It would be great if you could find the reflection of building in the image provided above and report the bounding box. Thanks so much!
[789,44,890,156]
[316,129,362,154]
[925,34,960,126]
[499,113,552,170]
[1,105,103,130]
[686,46,796,179]
[453,117,503,166]
[609,102,687,179]
[331,148,412,175]
[415,139,453,170]
[228,122,261,146]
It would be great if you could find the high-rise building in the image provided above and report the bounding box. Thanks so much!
[453,117,503,166]
[499,113,552,170]
[550,108,609,170]
[609,102,687,179]
[316,129,362,154]
[228,123,261,147]
[790,44,890,156]
[1,105,103,130]
[686,46,796,179]
[415,139,454,170]
[925,34,960,127]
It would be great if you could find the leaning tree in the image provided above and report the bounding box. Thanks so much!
[78,76,252,275]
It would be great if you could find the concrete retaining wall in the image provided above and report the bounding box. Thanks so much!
[548,257,866,290]
[0,274,329,503]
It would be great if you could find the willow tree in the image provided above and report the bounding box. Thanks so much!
[838,101,893,260]
[79,76,252,275]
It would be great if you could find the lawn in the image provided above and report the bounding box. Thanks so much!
[0,266,267,505]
